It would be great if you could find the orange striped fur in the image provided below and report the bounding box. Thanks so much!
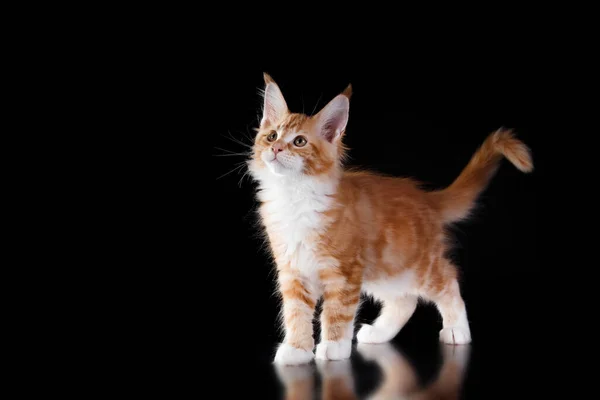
[248,74,533,365]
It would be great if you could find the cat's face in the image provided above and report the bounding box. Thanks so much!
[250,74,351,179]
[253,113,337,177]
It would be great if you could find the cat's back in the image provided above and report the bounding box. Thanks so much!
[339,169,429,204]
[335,169,443,232]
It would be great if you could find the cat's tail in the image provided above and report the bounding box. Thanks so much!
[431,128,533,224]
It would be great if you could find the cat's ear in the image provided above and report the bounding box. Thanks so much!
[314,85,352,143]
[260,73,289,127]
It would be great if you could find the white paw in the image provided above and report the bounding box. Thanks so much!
[274,343,314,365]
[439,327,471,345]
[315,340,352,361]
[356,324,393,344]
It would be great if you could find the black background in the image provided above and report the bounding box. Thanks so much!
[24,7,592,397]
[204,51,546,398]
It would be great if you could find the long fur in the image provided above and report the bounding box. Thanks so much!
[246,74,534,365]
[431,128,533,223]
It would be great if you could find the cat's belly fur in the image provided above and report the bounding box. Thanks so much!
[273,231,419,299]
[266,214,419,295]
[260,179,427,297]
[361,271,419,297]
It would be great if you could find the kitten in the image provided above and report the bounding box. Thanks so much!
[248,73,533,365]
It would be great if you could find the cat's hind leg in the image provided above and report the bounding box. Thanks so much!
[357,290,418,344]
[426,272,471,345]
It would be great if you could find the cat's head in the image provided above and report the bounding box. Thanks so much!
[249,74,351,180]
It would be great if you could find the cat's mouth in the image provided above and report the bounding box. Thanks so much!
[263,153,290,176]
[268,158,284,168]
[264,153,281,165]
[262,150,297,175]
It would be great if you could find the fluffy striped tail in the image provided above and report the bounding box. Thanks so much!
[432,128,533,223]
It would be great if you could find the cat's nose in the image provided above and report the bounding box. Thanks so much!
[272,143,285,154]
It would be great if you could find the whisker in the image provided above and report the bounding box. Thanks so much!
[215,163,246,180]
[214,146,249,154]
[242,125,256,143]
[212,147,251,157]
[238,167,252,188]
[213,153,250,157]
[221,130,252,149]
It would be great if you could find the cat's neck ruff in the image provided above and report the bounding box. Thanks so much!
[255,169,341,204]
[254,169,341,269]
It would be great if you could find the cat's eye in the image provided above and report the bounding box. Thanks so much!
[293,136,307,147]
[267,131,277,142]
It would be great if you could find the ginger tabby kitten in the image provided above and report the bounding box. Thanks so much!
[248,73,533,365]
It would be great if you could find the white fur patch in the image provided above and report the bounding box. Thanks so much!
[261,148,304,176]
[362,271,418,298]
[315,339,352,361]
[439,327,471,345]
[274,343,315,365]
[255,171,339,279]
[356,324,392,344]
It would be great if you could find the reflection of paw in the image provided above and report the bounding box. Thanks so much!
[274,363,314,385]
[366,393,395,400]
[356,342,395,361]
[439,327,471,345]
[274,343,314,365]
[316,358,352,378]
[356,324,393,344]
[441,342,471,369]
[358,342,419,398]
[315,340,352,361]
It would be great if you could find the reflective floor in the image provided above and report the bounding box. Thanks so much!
[233,291,548,399]
[245,326,548,399]
[275,342,469,400]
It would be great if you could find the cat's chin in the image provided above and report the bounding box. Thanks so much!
[266,159,294,177]
[265,161,284,176]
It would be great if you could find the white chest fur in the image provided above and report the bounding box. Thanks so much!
[257,176,337,275]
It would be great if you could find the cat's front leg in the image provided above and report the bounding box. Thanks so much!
[274,270,318,365]
[316,269,361,361]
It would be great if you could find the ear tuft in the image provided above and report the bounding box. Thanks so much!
[263,72,275,84]
[260,74,288,127]
[342,84,352,99]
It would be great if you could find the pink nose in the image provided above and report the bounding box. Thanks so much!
[272,143,285,154]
